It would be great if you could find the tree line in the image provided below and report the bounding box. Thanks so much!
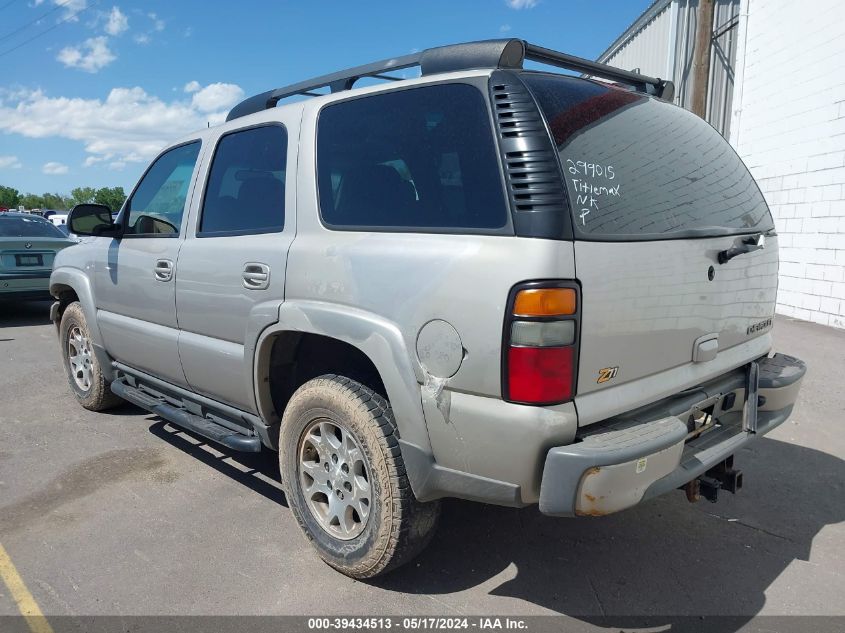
[0,185,127,213]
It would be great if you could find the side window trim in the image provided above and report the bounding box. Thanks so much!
[195,122,288,238]
[118,139,203,239]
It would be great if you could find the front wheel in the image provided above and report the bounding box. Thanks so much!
[59,302,122,411]
[280,375,440,579]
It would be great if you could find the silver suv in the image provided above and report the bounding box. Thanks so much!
[51,39,806,578]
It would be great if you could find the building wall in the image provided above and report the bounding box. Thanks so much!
[601,0,740,138]
[600,1,674,80]
[730,0,845,328]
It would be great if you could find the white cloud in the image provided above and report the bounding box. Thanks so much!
[499,24,512,32]
[36,0,86,21]
[104,6,128,36]
[133,33,150,44]
[57,36,116,72]
[505,0,537,8]
[0,155,22,169]
[183,80,201,93]
[148,12,164,31]
[190,83,244,113]
[0,82,245,166]
[43,161,69,175]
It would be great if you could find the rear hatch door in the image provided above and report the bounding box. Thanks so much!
[523,73,777,422]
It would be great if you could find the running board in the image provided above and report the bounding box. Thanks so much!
[111,378,262,452]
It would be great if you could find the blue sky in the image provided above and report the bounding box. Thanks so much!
[0,0,650,196]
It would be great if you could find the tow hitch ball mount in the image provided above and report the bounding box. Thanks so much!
[682,455,744,503]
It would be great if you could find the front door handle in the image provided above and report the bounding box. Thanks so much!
[243,262,270,290]
[154,259,174,282]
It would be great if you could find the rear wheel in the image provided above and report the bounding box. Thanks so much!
[59,302,122,411]
[280,374,440,579]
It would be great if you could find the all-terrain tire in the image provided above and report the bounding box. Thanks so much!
[59,301,122,411]
[280,374,440,579]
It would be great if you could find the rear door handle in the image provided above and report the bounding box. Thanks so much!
[243,262,270,290]
[154,259,174,282]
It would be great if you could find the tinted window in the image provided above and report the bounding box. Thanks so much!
[200,125,287,235]
[523,74,773,239]
[124,142,201,236]
[0,215,66,238]
[317,83,507,231]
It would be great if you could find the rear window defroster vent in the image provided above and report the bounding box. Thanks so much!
[489,71,572,240]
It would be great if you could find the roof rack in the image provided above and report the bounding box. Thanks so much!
[226,38,675,121]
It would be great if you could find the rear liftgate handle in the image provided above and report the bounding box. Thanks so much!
[242,262,270,290]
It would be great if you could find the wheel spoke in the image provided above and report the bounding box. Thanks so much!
[339,506,356,536]
[347,445,363,467]
[357,498,370,522]
[300,459,327,486]
[321,422,341,450]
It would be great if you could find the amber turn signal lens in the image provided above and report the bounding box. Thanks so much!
[513,288,576,316]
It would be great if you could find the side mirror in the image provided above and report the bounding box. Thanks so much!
[68,204,121,237]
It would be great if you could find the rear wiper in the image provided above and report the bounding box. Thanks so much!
[718,233,766,264]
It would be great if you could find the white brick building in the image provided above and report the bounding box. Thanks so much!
[599,0,845,329]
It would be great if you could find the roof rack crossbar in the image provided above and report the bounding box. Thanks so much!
[523,42,671,98]
[226,38,674,121]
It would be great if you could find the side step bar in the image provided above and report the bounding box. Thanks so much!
[111,379,261,452]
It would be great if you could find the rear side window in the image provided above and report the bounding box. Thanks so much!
[522,73,773,239]
[200,125,287,235]
[317,83,508,232]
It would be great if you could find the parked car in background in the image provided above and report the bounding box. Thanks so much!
[1,213,75,301]
[56,223,81,242]
[48,213,69,226]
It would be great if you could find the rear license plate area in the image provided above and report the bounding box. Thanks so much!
[15,254,43,267]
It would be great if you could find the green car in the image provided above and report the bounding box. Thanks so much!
[1,212,75,301]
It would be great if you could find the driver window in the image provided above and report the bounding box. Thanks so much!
[123,141,201,236]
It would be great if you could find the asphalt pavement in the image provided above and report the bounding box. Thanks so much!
[0,300,843,631]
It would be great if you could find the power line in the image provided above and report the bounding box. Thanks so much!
[0,0,78,43]
[0,0,20,13]
[0,1,96,59]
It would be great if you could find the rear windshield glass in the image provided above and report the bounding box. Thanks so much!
[522,73,773,239]
[0,215,66,238]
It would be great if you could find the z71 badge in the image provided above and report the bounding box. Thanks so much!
[597,366,619,384]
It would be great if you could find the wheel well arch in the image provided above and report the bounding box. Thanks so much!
[257,331,387,427]
[50,283,80,324]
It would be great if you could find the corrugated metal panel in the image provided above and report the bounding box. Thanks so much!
[672,0,697,110]
[707,1,740,137]
[603,2,673,78]
[599,0,740,137]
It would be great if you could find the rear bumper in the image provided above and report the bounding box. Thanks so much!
[0,271,52,300]
[538,353,806,517]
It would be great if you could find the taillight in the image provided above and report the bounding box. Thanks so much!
[502,282,579,405]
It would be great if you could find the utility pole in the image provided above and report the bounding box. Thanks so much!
[690,0,715,118]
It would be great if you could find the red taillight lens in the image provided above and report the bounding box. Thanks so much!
[503,282,579,405]
[508,346,574,403]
